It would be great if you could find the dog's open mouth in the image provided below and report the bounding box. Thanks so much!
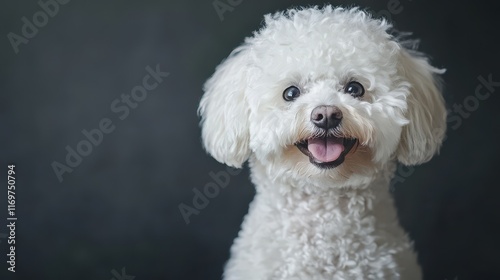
[295,136,357,169]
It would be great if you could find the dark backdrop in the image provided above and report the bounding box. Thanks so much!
[1,0,499,279]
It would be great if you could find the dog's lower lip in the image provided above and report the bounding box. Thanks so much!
[295,136,357,169]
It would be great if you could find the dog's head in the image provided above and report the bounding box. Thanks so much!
[199,6,446,187]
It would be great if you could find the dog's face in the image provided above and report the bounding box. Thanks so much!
[199,7,446,188]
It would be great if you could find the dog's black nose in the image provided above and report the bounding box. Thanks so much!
[311,105,343,129]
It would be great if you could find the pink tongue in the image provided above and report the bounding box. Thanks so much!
[307,137,344,163]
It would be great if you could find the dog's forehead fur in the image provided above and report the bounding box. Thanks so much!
[247,7,400,80]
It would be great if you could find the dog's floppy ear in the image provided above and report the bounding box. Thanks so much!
[396,49,447,165]
[198,46,251,168]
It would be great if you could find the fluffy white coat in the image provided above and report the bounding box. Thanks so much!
[199,6,446,280]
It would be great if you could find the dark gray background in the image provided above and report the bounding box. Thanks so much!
[1,0,499,279]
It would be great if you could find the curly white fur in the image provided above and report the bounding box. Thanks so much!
[199,6,446,280]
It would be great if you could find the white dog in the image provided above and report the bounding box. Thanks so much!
[199,6,446,280]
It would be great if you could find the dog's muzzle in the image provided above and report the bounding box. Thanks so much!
[295,105,357,169]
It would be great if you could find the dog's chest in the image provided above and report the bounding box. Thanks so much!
[234,187,410,279]
[271,193,390,277]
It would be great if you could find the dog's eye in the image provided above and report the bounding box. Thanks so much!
[283,86,301,101]
[344,81,365,97]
